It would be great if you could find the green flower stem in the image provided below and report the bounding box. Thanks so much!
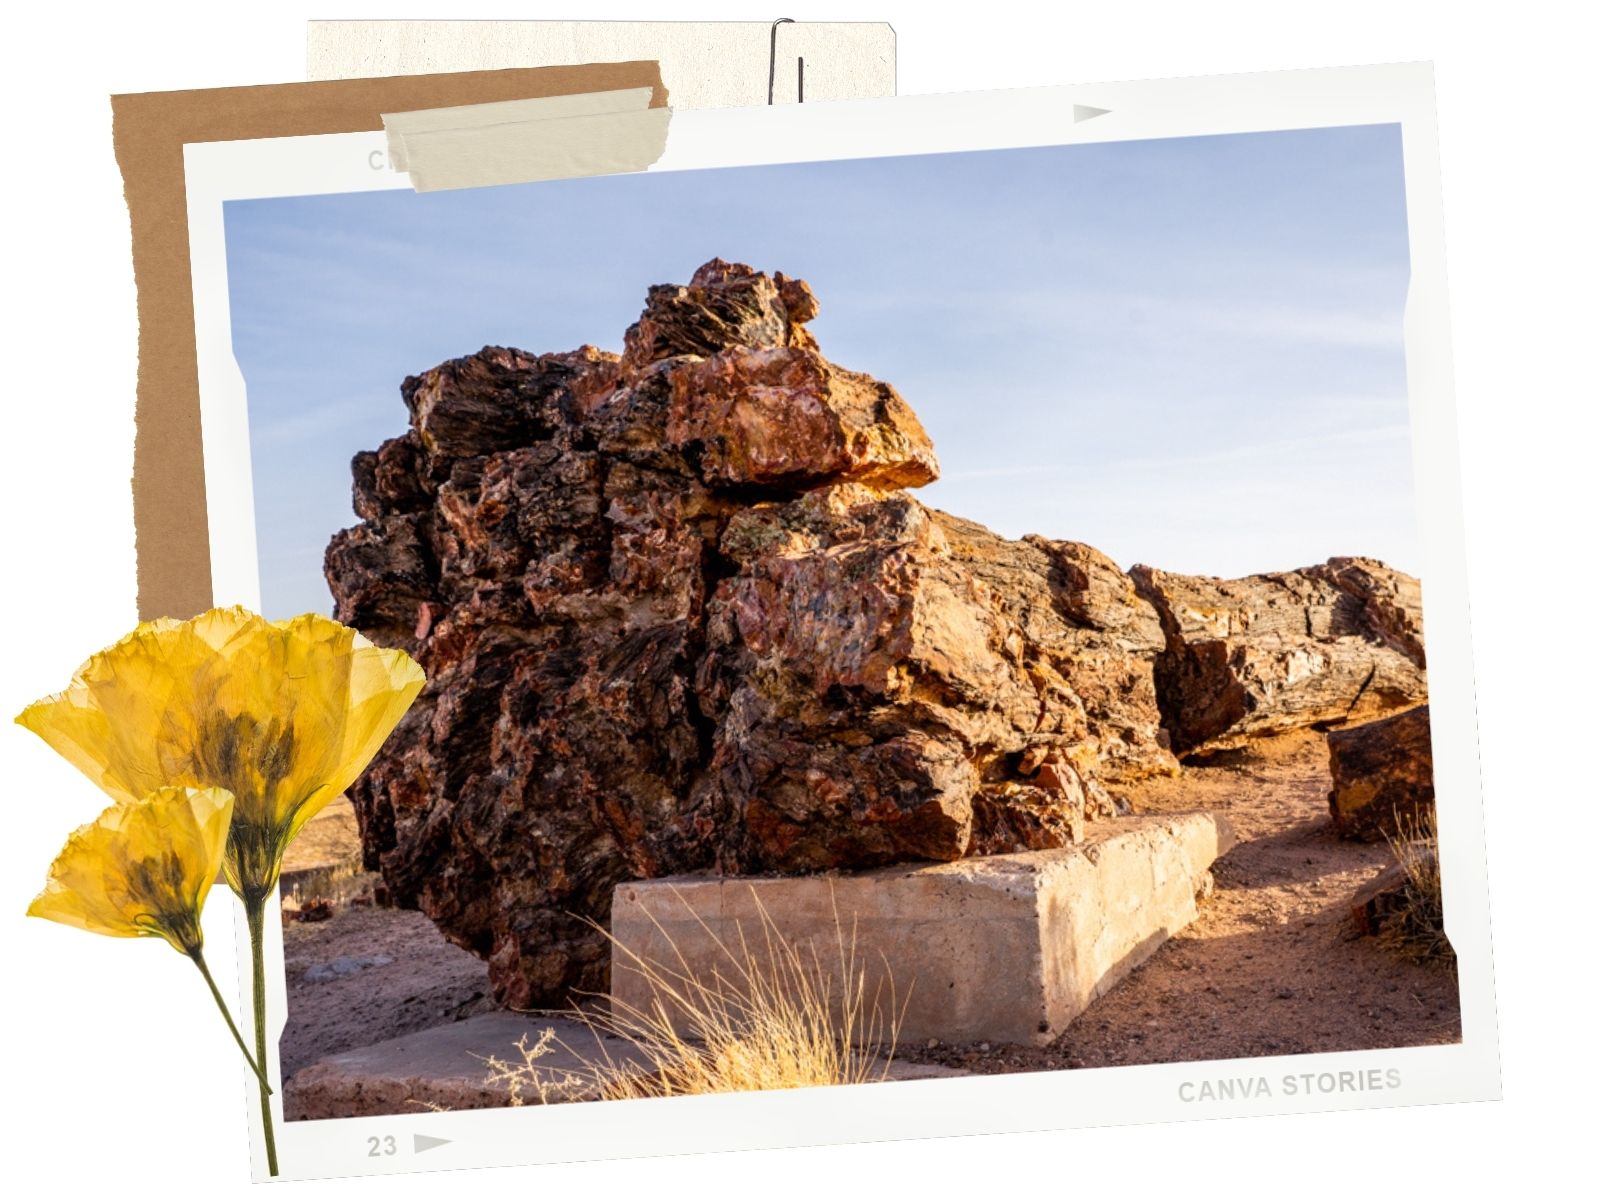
[245,897,280,1177]
[189,948,272,1093]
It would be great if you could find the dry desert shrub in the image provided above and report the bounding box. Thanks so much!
[477,1026,586,1106]
[1380,807,1454,966]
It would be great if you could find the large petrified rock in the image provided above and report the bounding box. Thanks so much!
[325,259,1427,1006]
[1130,559,1427,756]
[1327,705,1436,841]
[688,485,1180,872]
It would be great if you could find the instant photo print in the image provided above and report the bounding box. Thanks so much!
[178,64,1496,1180]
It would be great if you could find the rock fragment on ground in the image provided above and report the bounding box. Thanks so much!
[1328,704,1435,841]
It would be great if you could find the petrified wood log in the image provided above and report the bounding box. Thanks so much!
[1130,560,1427,757]
[1327,705,1436,842]
[325,259,1428,1005]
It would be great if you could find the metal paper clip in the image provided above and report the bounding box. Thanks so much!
[769,18,805,104]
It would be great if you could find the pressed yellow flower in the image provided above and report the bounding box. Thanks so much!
[17,606,425,904]
[27,786,233,955]
[27,785,274,1094]
[18,607,421,1176]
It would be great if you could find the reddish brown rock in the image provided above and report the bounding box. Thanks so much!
[325,259,1427,1007]
[667,348,938,490]
[1130,561,1428,757]
[1309,556,1427,668]
[933,515,1175,789]
[1327,705,1436,842]
[1349,860,1414,936]
[324,515,437,651]
[686,484,1157,870]
[620,258,818,372]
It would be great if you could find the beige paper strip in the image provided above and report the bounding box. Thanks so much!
[312,20,896,109]
[383,88,670,192]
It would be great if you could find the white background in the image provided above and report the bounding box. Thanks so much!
[0,2,1591,1194]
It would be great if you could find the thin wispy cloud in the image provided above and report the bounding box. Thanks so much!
[839,287,1405,353]
[249,393,398,449]
[941,421,1412,483]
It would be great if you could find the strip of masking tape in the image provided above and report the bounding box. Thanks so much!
[384,86,656,171]
[383,86,670,192]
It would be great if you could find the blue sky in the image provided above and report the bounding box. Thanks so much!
[225,124,1414,620]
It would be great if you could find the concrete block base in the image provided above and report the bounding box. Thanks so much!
[610,812,1234,1048]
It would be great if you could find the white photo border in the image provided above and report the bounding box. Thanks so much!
[184,63,1498,1183]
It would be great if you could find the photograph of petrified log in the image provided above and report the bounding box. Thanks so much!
[325,260,1430,1008]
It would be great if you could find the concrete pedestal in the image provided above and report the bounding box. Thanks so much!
[610,813,1234,1047]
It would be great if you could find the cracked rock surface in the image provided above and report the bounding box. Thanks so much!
[325,260,1428,1006]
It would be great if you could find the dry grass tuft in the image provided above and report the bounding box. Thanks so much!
[1379,806,1454,966]
[483,886,906,1103]
[585,890,904,1098]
